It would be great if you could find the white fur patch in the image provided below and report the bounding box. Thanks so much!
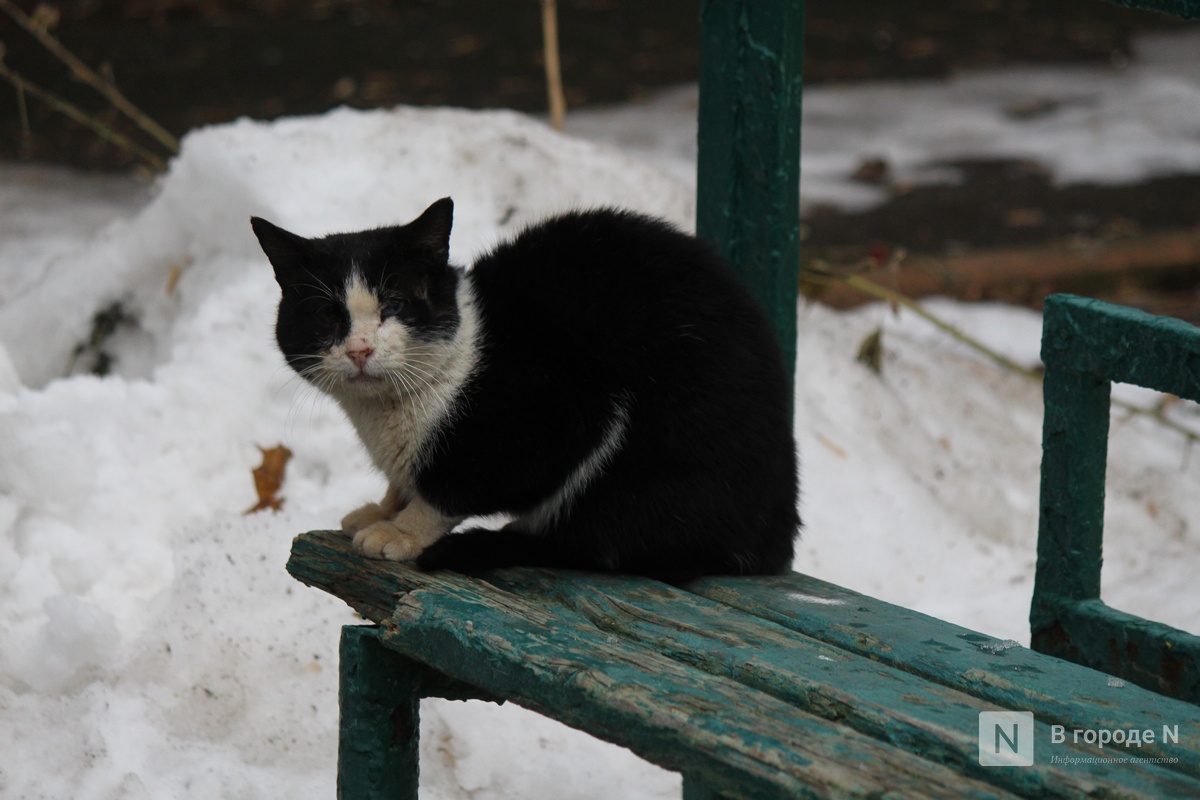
[351,493,465,561]
[344,273,380,326]
[334,275,481,500]
[521,393,632,532]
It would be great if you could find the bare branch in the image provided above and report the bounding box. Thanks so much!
[0,59,168,172]
[0,0,178,154]
[805,260,1200,445]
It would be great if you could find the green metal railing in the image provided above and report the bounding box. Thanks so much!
[1032,295,1200,704]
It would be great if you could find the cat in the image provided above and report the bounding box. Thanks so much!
[252,198,799,582]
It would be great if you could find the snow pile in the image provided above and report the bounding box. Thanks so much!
[0,107,692,800]
[1,78,1199,798]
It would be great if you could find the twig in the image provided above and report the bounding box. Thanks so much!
[806,260,1200,445]
[540,0,566,130]
[0,0,178,154]
[806,260,1042,380]
[11,50,31,153]
[0,59,168,171]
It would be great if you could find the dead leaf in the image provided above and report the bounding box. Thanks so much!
[816,433,848,459]
[245,444,293,514]
[856,327,884,375]
[851,156,891,185]
[166,263,183,296]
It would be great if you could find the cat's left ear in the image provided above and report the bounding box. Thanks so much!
[251,217,310,286]
[407,198,454,263]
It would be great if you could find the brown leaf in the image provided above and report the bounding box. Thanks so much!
[245,444,293,514]
[856,327,884,376]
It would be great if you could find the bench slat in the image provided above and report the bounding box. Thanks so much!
[687,572,1200,777]
[289,531,1020,800]
[487,570,1200,798]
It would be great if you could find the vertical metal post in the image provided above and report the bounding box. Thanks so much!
[1033,364,1111,601]
[697,0,806,383]
[1030,361,1110,654]
[339,626,420,800]
[682,776,732,800]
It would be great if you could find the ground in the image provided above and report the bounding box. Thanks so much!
[3,0,1198,318]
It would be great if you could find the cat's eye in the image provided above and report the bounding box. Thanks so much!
[314,304,342,325]
[381,299,407,319]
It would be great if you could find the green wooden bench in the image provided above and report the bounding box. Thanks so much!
[285,1,1200,797]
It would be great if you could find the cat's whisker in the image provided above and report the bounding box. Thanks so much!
[396,358,443,387]
[389,369,430,418]
[298,267,338,301]
[397,366,437,392]
[285,384,324,441]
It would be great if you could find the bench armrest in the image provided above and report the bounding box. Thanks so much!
[1032,293,1200,704]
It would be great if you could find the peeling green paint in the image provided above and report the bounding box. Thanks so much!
[289,532,1200,798]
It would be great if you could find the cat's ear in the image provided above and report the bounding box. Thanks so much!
[407,198,454,263]
[251,217,310,286]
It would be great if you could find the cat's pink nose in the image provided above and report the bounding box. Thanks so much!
[346,346,374,370]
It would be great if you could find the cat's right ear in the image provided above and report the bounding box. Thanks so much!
[407,198,454,263]
[251,217,310,286]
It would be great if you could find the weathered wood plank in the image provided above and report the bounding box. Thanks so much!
[490,570,1200,798]
[289,531,1018,800]
[687,571,1200,777]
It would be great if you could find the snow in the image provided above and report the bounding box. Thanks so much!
[569,28,1200,211]
[3,29,1200,800]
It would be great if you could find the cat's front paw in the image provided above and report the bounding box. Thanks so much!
[341,502,389,534]
[353,520,425,561]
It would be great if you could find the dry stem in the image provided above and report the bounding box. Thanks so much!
[0,0,178,154]
[0,59,168,171]
[540,0,566,130]
[806,260,1200,445]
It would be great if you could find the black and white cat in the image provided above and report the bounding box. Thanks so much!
[252,199,798,581]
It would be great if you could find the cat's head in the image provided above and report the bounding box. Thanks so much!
[251,197,463,401]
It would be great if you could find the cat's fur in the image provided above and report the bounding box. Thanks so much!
[252,198,799,581]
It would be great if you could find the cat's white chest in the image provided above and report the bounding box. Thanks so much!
[342,398,428,481]
[332,276,480,489]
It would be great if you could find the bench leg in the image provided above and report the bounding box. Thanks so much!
[338,625,421,800]
[683,776,734,800]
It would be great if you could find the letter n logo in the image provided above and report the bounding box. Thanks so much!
[978,711,1035,766]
